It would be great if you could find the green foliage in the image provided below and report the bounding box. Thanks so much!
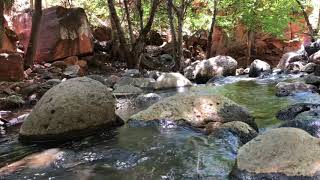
[40,0,316,38]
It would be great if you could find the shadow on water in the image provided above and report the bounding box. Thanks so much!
[1,75,320,179]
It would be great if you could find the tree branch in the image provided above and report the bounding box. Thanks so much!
[295,0,315,41]
[123,0,134,45]
[136,0,144,31]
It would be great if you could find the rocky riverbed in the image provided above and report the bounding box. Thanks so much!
[1,67,320,179]
[2,41,320,179]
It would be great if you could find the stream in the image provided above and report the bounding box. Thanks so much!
[1,73,320,180]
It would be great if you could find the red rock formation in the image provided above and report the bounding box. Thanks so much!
[206,21,307,67]
[13,6,93,63]
[0,53,24,81]
[0,18,18,53]
[0,30,18,53]
[12,11,32,52]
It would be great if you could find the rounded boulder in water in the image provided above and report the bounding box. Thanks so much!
[231,128,320,179]
[248,59,271,77]
[19,77,123,143]
[129,93,258,131]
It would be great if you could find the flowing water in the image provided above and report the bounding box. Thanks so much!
[1,74,320,180]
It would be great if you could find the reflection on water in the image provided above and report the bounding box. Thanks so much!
[1,125,239,179]
[1,76,319,179]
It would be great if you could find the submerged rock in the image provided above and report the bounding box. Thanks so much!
[134,93,162,107]
[155,72,192,89]
[231,128,320,179]
[305,74,320,86]
[209,121,258,144]
[281,119,320,138]
[113,85,143,96]
[275,82,318,96]
[277,103,320,137]
[276,103,320,121]
[121,69,140,78]
[248,59,271,77]
[0,148,64,176]
[19,77,123,143]
[115,77,156,89]
[184,55,238,83]
[129,94,257,131]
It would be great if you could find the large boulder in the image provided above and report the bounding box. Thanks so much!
[129,94,258,131]
[305,40,320,56]
[19,77,122,143]
[310,50,320,64]
[302,62,317,73]
[285,61,305,74]
[275,82,318,97]
[184,56,238,83]
[277,51,307,70]
[155,72,192,89]
[0,53,24,81]
[248,59,271,77]
[13,6,93,63]
[231,128,320,179]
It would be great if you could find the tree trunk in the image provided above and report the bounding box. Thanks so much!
[176,13,183,71]
[206,0,218,59]
[123,0,134,45]
[0,1,4,49]
[167,0,178,68]
[246,30,254,67]
[296,0,315,41]
[131,0,159,68]
[136,0,144,31]
[24,0,42,69]
[108,0,159,68]
[30,0,34,9]
[107,0,134,67]
[317,8,320,34]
